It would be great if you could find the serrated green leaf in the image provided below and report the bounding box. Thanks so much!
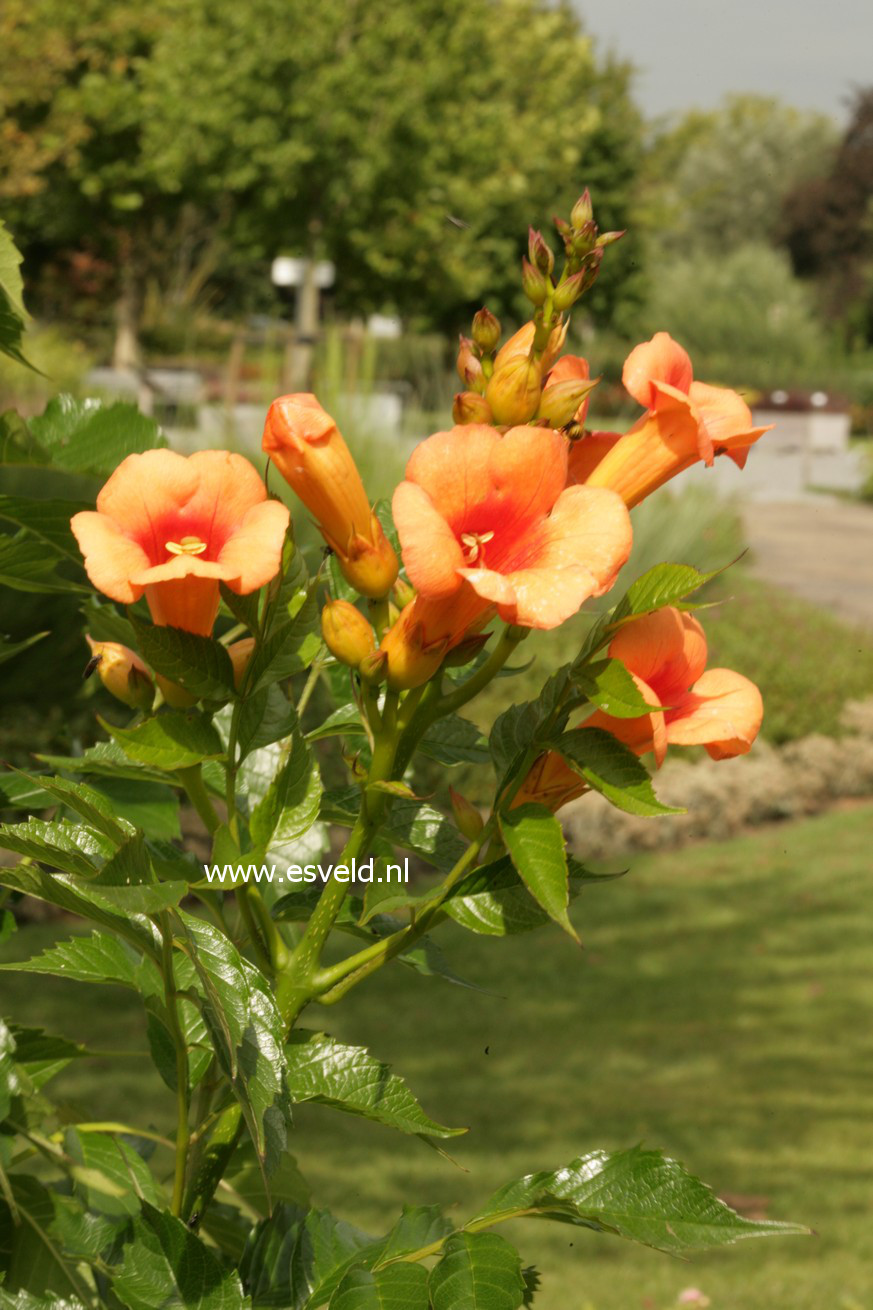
[489,669,570,780]
[0,1176,93,1303]
[238,686,298,760]
[0,532,86,594]
[220,581,260,632]
[37,741,172,785]
[0,221,32,369]
[0,931,141,988]
[329,1263,429,1309]
[249,732,322,856]
[111,1202,247,1310]
[498,805,576,941]
[443,856,623,936]
[65,1127,162,1217]
[428,1232,524,1310]
[12,772,135,844]
[574,657,663,718]
[305,704,363,743]
[0,863,159,957]
[240,1204,374,1310]
[28,395,166,478]
[548,727,683,818]
[81,596,139,648]
[131,619,236,701]
[0,495,88,560]
[87,777,181,841]
[0,817,112,876]
[7,1025,92,1092]
[468,1146,809,1254]
[247,533,321,693]
[180,912,291,1171]
[286,1031,464,1139]
[418,715,489,766]
[106,710,224,770]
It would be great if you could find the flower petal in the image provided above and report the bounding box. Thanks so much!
[70,511,152,604]
[583,400,703,508]
[393,480,465,597]
[216,498,290,593]
[609,608,707,704]
[404,425,500,530]
[566,431,623,485]
[584,673,668,767]
[95,449,200,562]
[500,485,632,628]
[666,667,763,758]
[623,333,693,410]
[185,451,270,541]
[688,381,765,454]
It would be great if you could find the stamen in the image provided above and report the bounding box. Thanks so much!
[460,530,494,565]
[165,535,208,557]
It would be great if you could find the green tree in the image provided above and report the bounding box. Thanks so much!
[645,94,836,256]
[1,0,644,348]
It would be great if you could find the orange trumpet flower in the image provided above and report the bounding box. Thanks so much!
[262,393,398,598]
[381,423,632,688]
[582,332,772,507]
[71,449,289,636]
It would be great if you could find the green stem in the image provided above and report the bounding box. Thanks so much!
[158,914,190,1218]
[176,765,221,836]
[436,625,525,717]
[235,885,274,977]
[296,653,326,720]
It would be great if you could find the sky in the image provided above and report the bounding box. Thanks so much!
[574,0,872,124]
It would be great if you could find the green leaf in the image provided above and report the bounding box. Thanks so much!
[238,686,298,760]
[12,773,135,844]
[83,833,189,915]
[37,741,172,785]
[87,777,181,841]
[247,533,321,692]
[489,669,570,781]
[240,1204,374,1309]
[418,715,489,766]
[286,1031,464,1139]
[0,817,112,877]
[574,657,663,718]
[220,582,260,632]
[180,912,291,1171]
[0,532,86,594]
[0,931,141,988]
[28,395,166,479]
[249,732,322,857]
[106,710,224,771]
[443,856,623,937]
[111,1202,247,1310]
[81,596,138,648]
[131,619,236,701]
[329,1264,429,1309]
[0,1290,88,1309]
[428,1232,524,1310]
[548,727,684,818]
[498,805,576,941]
[305,704,363,744]
[0,221,32,369]
[381,801,468,874]
[0,1177,93,1303]
[0,633,48,667]
[0,495,88,561]
[468,1146,809,1254]
[8,1026,92,1092]
[64,1127,162,1217]
[0,863,159,957]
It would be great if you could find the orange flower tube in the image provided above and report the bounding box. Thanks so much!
[380,422,632,688]
[262,394,398,598]
[582,333,772,507]
[71,450,290,636]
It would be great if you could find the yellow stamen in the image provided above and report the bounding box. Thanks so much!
[460,530,494,565]
[165,536,208,557]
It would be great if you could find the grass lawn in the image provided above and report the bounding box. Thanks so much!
[3,806,872,1309]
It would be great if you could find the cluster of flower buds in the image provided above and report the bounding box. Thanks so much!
[452,191,620,430]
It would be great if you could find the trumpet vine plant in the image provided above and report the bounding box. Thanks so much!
[0,202,805,1310]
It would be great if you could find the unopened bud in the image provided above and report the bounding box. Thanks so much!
[551,270,586,313]
[227,637,256,689]
[340,515,399,599]
[85,638,154,712]
[321,599,376,668]
[380,610,448,691]
[521,257,549,307]
[537,376,600,428]
[485,353,543,426]
[595,229,625,249]
[570,189,594,228]
[471,307,501,353]
[453,391,494,425]
[450,787,485,841]
[456,335,483,389]
[392,576,416,610]
[528,227,555,276]
[358,648,388,685]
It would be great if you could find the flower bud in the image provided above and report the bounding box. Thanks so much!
[551,270,586,313]
[380,605,448,691]
[570,189,594,228]
[521,257,549,307]
[321,599,376,668]
[452,391,494,425]
[85,638,154,712]
[536,375,599,428]
[528,227,554,276]
[471,307,501,354]
[450,787,485,841]
[392,576,416,609]
[456,335,483,389]
[263,394,398,598]
[485,353,543,426]
[595,229,625,249]
[227,637,256,689]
